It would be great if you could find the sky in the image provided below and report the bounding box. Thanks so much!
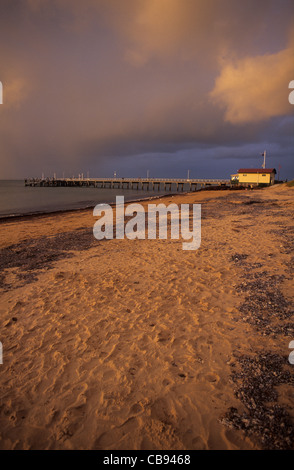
[0,0,293,180]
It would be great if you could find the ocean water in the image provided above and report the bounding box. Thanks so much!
[0,180,174,218]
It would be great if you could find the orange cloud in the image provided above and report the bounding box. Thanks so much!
[118,0,231,66]
[2,78,30,108]
[210,39,294,124]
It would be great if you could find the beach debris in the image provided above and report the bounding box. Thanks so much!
[0,228,94,290]
[220,353,294,450]
[224,200,294,448]
[231,253,248,264]
[235,270,293,337]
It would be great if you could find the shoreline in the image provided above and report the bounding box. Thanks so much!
[0,184,246,224]
[0,189,234,250]
[0,184,293,450]
[0,191,183,224]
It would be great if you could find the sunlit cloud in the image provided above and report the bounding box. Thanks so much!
[2,78,30,108]
[210,37,294,124]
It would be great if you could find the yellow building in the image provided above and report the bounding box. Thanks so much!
[231,168,276,187]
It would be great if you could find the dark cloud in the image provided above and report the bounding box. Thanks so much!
[0,0,293,179]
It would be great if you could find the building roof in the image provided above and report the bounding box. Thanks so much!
[238,168,276,174]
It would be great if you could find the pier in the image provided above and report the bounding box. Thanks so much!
[24,177,230,192]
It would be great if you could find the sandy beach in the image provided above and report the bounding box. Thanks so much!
[0,185,293,450]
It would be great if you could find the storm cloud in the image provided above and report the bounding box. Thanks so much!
[0,0,293,179]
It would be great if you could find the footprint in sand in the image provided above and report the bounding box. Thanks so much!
[94,417,139,449]
[157,330,172,342]
[129,402,144,415]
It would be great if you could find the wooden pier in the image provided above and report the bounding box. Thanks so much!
[24,177,230,192]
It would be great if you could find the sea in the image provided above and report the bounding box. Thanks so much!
[0,180,180,218]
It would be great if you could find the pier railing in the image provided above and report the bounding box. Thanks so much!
[24,177,231,191]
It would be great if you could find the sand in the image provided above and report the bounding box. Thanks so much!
[0,185,293,450]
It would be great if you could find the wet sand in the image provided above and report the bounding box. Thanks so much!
[0,185,293,450]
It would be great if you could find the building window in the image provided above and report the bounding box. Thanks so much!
[262,174,266,177]
[243,174,247,176]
